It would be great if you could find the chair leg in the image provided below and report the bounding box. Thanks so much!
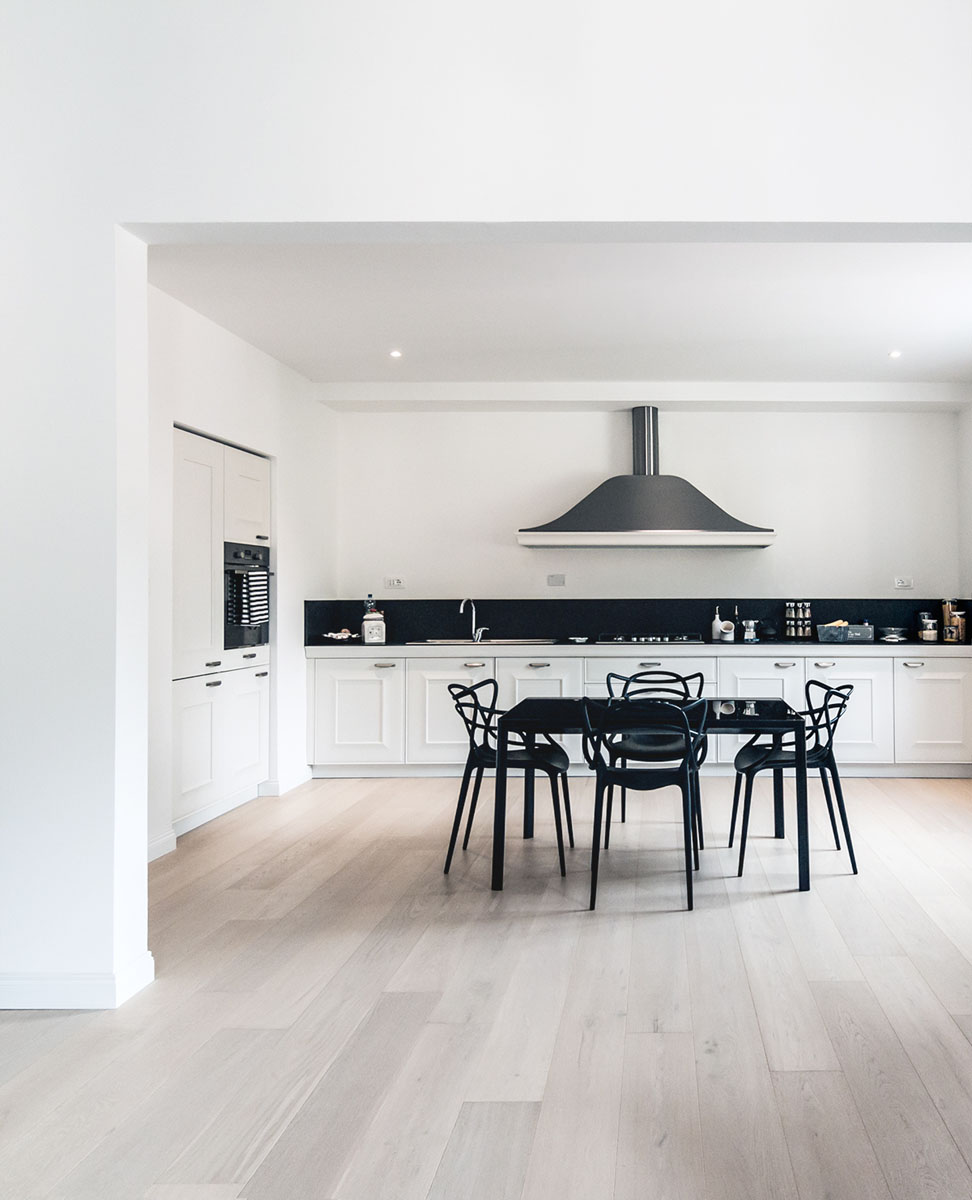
[681,780,694,911]
[445,758,474,873]
[620,760,627,823]
[561,772,574,848]
[728,771,743,847]
[819,767,841,849]
[605,784,614,849]
[689,771,700,870]
[828,757,858,874]
[462,767,484,850]
[737,773,755,876]
[590,777,606,910]
[695,771,705,850]
[549,773,567,877]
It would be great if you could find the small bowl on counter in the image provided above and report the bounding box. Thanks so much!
[878,626,908,642]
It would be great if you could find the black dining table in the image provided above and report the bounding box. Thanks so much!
[492,695,809,894]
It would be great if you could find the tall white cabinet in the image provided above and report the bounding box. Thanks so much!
[171,428,273,838]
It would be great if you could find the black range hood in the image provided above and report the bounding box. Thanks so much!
[516,407,776,547]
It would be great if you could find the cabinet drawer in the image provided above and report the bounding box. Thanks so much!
[222,645,270,671]
[586,656,717,686]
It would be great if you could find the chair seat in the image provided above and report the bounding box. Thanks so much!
[472,741,570,774]
[609,731,686,761]
[733,743,828,774]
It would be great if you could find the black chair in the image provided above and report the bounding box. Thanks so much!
[603,670,708,851]
[729,679,857,877]
[444,679,573,876]
[582,696,707,911]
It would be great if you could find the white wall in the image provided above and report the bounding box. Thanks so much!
[336,407,960,600]
[148,288,337,857]
[3,1,971,1007]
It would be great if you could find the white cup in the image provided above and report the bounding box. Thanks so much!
[719,620,735,642]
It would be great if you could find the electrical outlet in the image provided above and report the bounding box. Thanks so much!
[894,576,914,589]
[546,573,566,587]
[384,576,405,589]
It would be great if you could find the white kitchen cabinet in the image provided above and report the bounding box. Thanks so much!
[173,429,225,680]
[406,656,495,763]
[585,655,718,699]
[311,658,405,764]
[805,656,894,762]
[224,444,271,545]
[172,665,270,834]
[497,656,585,761]
[894,657,972,763]
[716,655,806,761]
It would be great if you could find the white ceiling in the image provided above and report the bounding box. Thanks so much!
[146,223,972,388]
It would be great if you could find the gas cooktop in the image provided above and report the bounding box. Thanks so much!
[595,633,704,644]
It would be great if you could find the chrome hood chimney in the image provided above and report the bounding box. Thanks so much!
[516,407,775,547]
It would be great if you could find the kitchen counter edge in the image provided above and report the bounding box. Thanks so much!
[305,641,969,659]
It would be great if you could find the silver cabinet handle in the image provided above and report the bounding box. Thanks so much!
[256,534,269,540]
[374,662,397,669]
[205,679,222,687]
[243,652,257,659]
[463,661,486,669]
[903,661,925,668]
[639,661,662,667]
[205,660,222,667]
[775,662,796,668]
[814,661,836,668]
[528,662,551,669]
[255,671,269,677]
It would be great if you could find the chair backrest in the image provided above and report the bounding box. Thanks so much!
[448,679,500,751]
[582,695,706,770]
[804,679,853,753]
[606,668,704,700]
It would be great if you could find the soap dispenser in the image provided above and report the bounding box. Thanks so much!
[361,594,386,644]
[711,606,722,643]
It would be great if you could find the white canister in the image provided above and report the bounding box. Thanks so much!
[719,620,735,642]
[362,609,386,644]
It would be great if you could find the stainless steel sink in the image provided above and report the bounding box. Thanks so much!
[406,638,557,645]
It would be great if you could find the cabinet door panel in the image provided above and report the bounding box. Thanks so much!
[220,667,271,789]
[312,660,405,763]
[716,657,806,761]
[173,430,224,679]
[894,659,972,762]
[406,657,494,763]
[172,676,221,820]
[806,657,893,762]
[497,658,584,761]
[224,445,271,545]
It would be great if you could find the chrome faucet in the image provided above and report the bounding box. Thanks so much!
[459,598,488,642]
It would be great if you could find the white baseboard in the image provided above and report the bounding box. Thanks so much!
[0,950,155,1010]
[172,784,260,838]
[148,829,177,861]
[312,762,972,780]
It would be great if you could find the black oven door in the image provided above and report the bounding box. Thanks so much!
[224,542,270,650]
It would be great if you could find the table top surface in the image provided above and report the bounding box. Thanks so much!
[497,694,803,734]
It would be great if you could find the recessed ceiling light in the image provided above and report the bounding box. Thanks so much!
[389,349,402,358]
[889,349,902,359]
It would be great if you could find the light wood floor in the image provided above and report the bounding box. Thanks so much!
[5,773,972,1199]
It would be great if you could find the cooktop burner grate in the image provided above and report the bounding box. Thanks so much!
[595,633,704,644]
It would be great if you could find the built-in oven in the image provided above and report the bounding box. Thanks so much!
[224,541,271,650]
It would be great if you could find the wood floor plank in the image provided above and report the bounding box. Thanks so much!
[614,1032,705,1200]
[813,980,972,1200]
[684,872,800,1200]
[426,1101,541,1200]
[518,912,632,1200]
[858,954,972,1170]
[773,1071,893,1200]
[234,992,439,1200]
[721,846,840,1071]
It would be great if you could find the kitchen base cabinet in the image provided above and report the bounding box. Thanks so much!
[716,656,805,762]
[806,656,894,762]
[497,656,585,761]
[406,656,495,763]
[172,666,270,836]
[894,657,972,763]
[310,658,405,764]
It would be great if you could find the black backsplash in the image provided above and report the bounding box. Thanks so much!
[305,597,967,646]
